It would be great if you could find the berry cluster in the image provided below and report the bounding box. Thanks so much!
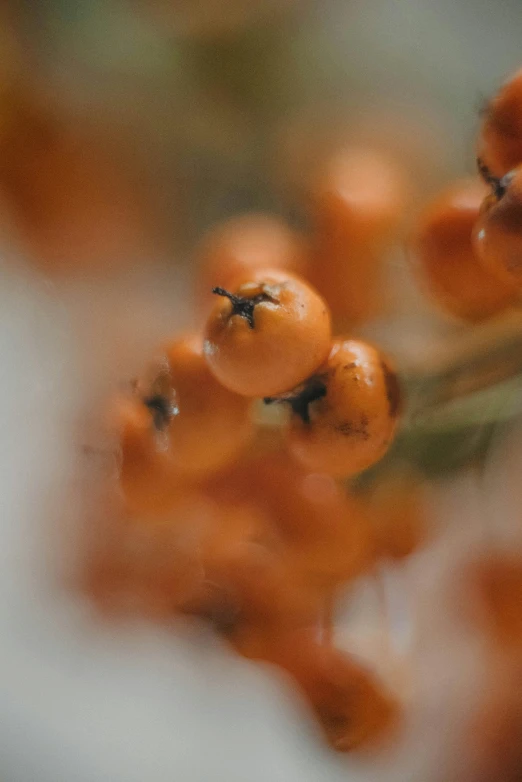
[81,63,522,761]
[413,67,522,322]
[412,66,522,782]
[86,276,406,751]
[81,150,417,753]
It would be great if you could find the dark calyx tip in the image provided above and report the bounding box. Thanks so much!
[143,393,172,431]
[477,157,509,200]
[263,376,327,424]
[212,286,277,329]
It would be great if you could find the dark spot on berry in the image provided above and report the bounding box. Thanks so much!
[506,253,522,273]
[477,158,511,200]
[335,415,370,440]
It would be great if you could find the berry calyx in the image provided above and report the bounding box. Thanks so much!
[264,375,328,424]
[212,286,278,329]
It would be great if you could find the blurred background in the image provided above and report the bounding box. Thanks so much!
[2,1,522,780]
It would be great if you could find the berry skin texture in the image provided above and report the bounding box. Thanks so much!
[203,269,332,398]
[412,178,517,321]
[309,146,409,326]
[283,339,401,478]
[159,334,254,475]
[478,68,522,177]
[474,167,522,288]
[195,212,310,311]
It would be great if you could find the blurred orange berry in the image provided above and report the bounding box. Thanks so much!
[110,395,184,518]
[250,453,372,589]
[195,213,310,312]
[478,68,522,177]
[466,554,522,653]
[365,473,427,562]
[474,166,522,289]
[308,147,409,326]
[156,333,255,475]
[0,97,151,275]
[83,494,219,619]
[412,178,517,320]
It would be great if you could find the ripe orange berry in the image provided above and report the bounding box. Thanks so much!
[466,555,522,653]
[412,178,517,320]
[0,98,150,275]
[84,495,217,620]
[466,661,522,782]
[177,500,269,628]
[270,339,401,478]
[478,68,522,177]
[250,453,371,589]
[204,546,320,633]
[203,269,331,397]
[180,499,320,631]
[195,213,310,311]
[143,334,255,475]
[474,166,522,288]
[309,147,409,326]
[366,473,427,562]
[112,395,183,517]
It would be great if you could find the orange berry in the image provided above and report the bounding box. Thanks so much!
[181,500,320,631]
[195,213,310,311]
[250,453,371,588]
[478,68,522,177]
[177,501,270,628]
[412,178,517,320]
[83,494,217,619]
[366,473,427,562]
[272,339,401,477]
[309,147,409,326]
[466,555,522,652]
[205,546,320,632]
[0,97,150,275]
[144,334,255,475]
[474,166,522,288]
[203,269,331,397]
[113,396,183,517]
